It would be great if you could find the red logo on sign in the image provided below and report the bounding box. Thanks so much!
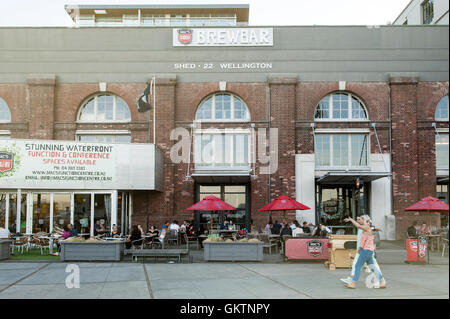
[0,151,13,173]
[178,29,193,44]
[307,240,323,257]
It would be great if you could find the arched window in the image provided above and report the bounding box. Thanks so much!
[0,97,11,122]
[314,92,368,120]
[76,94,132,144]
[77,94,131,122]
[435,95,449,121]
[195,93,250,121]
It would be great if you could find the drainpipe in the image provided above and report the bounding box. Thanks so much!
[267,84,271,202]
[388,85,395,240]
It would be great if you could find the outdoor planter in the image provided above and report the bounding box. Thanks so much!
[203,241,264,262]
[60,241,125,261]
[0,240,12,260]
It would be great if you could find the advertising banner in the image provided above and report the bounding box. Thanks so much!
[0,139,162,190]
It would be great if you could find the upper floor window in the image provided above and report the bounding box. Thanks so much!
[422,0,434,24]
[435,95,449,121]
[0,97,11,122]
[195,93,250,122]
[77,94,131,123]
[315,134,369,168]
[314,92,368,121]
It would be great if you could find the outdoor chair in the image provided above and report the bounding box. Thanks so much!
[336,229,346,235]
[37,237,51,255]
[131,238,144,249]
[152,233,169,249]
[259,233,277,254]
[167,229,178,246]
[13,236,29,254]
[142,237,153,249]
[183,232,199,250]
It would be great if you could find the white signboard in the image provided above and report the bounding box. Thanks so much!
[0,139,163,191]
[173,28,273,47]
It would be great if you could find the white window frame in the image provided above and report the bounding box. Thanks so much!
[435,95,449,122]
[0,130,11,139]
[314,129,371,170]
[0,97,11,123]
[436,128,449,173]
[314,92,369,122]
[194,93,250,123]
[77,94,131,123]
[194,128,252,170]
[75,130,131,144]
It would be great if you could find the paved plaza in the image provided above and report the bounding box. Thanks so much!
[0,241,448,299]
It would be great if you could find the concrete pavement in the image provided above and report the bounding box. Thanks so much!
[0,256,448,299]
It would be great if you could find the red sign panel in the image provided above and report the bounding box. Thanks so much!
[0,151,13,173]
[178,29,193,44]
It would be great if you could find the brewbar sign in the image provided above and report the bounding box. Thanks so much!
[173,28,273,47]
[0,139,163,190]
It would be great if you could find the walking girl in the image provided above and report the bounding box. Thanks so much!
[343,215,386,289]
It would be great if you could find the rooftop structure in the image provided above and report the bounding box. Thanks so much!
[65,4,250,27]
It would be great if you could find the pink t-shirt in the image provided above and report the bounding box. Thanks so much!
[360,232,375,251]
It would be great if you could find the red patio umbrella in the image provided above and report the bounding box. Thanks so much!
[258,195,311,223]
[405,196,449,229]
[186,195,236,231]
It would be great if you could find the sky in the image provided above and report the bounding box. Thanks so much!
[0,0,412,26]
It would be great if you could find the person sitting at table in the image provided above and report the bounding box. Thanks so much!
[161,221,170,231]
[292,226,304,237]
[312,224,329,237]
[94,220,105,236]
[302,222,311,234]
[180,220,189,233]
[126,225,143,249]
[187,224,196,240]
[407,221,418,238]
[280,223,292,236]
[169,220,180,233]
[137,224,146,236]
[220,220,228,230]
[67,223,78,237]
[110,225,121,238]
[228,220,236,230]
[418,222,431,235]
[272,220,281,234]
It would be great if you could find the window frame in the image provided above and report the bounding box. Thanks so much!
[77,94,131,123]
[75,130,132,144]
[422,0,434,25]
[436,129,449,172]
[435,95,449,122]
[314,129,371,170]
[0,97,12,123]
[194,93,250,123]
[193,128,252,170]
[314,92,369,122]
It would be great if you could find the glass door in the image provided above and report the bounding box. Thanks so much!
[53,193,71,232]
[118,192,131,236]
[32,193,51,233]
[74,194,91,236]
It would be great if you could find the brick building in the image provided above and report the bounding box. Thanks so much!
[0,5,448,239]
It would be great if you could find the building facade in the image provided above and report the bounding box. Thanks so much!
[393,0,449,25]
[0,6,448,240]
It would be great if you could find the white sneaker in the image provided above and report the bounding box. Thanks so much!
[340,277,352,284]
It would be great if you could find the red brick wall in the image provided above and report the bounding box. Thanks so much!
[0,77,448,237]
